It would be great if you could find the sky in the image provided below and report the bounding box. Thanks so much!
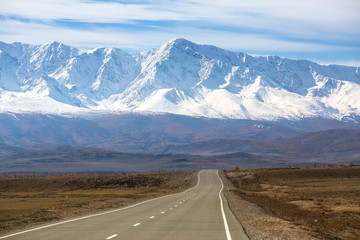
[0,0,359,66]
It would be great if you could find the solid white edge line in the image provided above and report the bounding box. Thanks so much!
[106,234,118,239]
[0,170,203,240]
[217,170,232,240]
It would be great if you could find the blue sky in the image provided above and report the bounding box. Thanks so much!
[1,0,359,66]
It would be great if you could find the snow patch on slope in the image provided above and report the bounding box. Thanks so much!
[0,39,359,121]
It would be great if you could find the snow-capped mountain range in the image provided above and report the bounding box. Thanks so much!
[0,38,359,121]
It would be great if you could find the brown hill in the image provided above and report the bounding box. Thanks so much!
[164,129,360,164]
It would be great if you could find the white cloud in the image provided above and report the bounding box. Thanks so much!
[0,19,170,50]
[180,0,360,40]
[187,0,360,25]
[316,60,360,67]
[1,0,359,38]
[0,0,184,22]
[0,0,359,62]
[0,19,356,54]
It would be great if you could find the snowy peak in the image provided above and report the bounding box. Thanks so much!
[30,42,79,74]
[166,38,238,60]
[0,39,359,121]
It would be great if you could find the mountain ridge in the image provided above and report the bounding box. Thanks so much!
[162,128,360,156]
[0,112,359,154]
[1,128,359,173]
[0,38,359,121]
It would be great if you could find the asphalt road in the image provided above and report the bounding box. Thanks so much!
[0,170,249,240]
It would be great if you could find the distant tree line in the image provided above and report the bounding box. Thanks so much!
[304,162,356,169]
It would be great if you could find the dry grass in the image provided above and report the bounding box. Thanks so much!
[0,171,196,233]
[226,166,360,240]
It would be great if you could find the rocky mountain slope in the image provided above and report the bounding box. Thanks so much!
[1,39,359,121]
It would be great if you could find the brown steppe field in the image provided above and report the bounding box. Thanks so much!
[225,165,360,240]
[0,171,196,233]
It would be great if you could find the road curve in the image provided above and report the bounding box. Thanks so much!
[0,170,249,240]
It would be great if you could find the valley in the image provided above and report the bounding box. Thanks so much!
[1,1,359,239]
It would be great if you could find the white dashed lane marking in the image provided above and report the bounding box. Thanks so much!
[133,223,141,227]
[106,234,118,239]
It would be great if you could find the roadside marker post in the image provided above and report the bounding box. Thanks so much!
[322,212,325,223]
[238,178,242,193]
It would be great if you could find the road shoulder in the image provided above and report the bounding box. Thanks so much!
[220,171,315,240]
